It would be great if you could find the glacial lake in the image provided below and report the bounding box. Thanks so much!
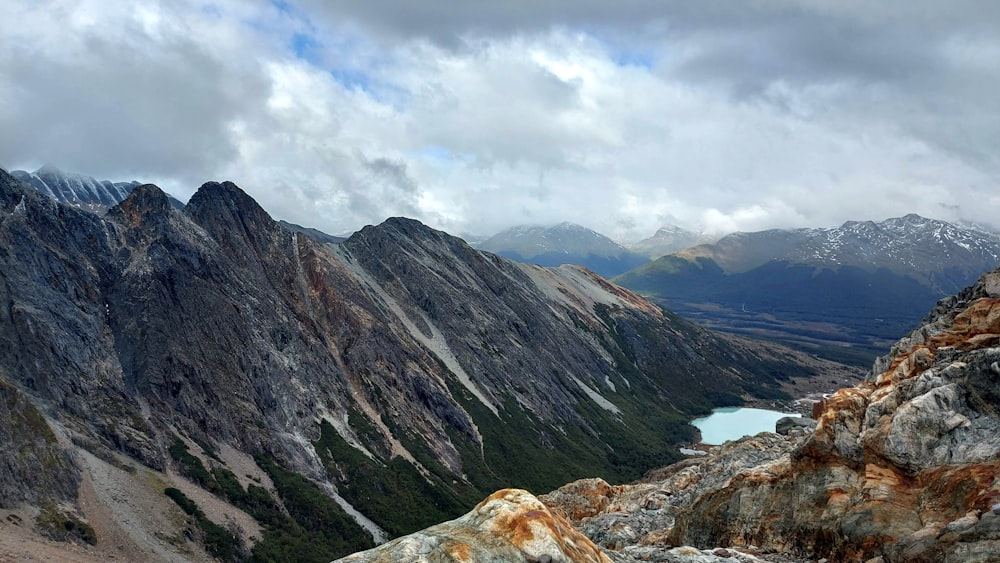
[691,407,801,445]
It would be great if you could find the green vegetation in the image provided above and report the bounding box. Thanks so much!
[0,380,58,442]
[169,437,217,491]
[445,378,687,496]
[313,418,471,538]
[163,487,241,561]
[167,434,372,561]
[35,503,96,545]
[253,455,374,562]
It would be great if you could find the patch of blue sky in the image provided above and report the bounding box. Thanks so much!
[291,32,321,65]
[578,26,657,70]
[413,145,451,162]
[329,68,373,92]
[271,0,292,14]
[612,50,656,70]
[409,146,475,165]
[198,2,223,19]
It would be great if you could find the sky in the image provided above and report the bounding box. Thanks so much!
[1,1,999,241]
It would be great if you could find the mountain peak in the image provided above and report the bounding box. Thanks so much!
[185,180,275,233]
[477,222,648,277]
[0,168,36,213]
[188,180,255,207]
[630,225,718,259]
[107,184,172,228]
[9,166,146,212]
[35,164,66,176]
[347,216,462,254]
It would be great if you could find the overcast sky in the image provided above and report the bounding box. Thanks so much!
[2,1,999,241]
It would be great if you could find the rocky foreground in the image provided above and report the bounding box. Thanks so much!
[339,269,1000,562]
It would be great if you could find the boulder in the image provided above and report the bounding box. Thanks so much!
[774,416,816,435]
[335,489,612,563]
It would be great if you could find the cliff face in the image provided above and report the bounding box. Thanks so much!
[542,268,1000,562]
[0,167,838,559]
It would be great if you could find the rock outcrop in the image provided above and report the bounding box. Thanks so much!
[336,489,612,563]
[543,268,1000,562]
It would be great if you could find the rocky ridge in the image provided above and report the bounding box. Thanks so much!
[337,488,612,563]
[0,167,841,560]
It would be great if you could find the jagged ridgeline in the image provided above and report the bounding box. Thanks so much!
[0,168,817,559]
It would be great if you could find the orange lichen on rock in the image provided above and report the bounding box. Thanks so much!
[483,490,611,563]
[539,478,620,521]
[337,488,612,563]
[876,345,935,386]
[945,298,1000,336]
[871,298,1000,386]
[446,543,471,560]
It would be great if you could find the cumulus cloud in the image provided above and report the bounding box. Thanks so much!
[0,0,998,241]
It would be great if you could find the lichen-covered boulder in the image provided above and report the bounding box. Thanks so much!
[335,488,612,563]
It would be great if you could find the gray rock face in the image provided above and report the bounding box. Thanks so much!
[0,167,830,553]
[542,433,805,553]
[0,380,79,507]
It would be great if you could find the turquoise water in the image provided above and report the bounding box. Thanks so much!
[691,407,801,445]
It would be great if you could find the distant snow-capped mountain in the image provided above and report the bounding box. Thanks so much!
[10,165,183,212]
[477,222,649,278]
[785,214,1000,290]
[627,225,719,259]
[675,214,1000,284]
[9,166,352,245]
[617,214,1000,365]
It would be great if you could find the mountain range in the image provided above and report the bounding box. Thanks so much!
[627,224,718,259]
[475,222,650,278]
[615,215,1000,366]
[0,167,846,561]
[474,222,717,277]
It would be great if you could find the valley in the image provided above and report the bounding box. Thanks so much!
[614,218,1000,367]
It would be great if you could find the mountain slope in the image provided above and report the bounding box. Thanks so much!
[478,222,649,278]
[0,168,840,560]
[616,215,1000,365]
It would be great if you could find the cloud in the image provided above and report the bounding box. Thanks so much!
[1,0,998,242]
[0,0,278,188]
